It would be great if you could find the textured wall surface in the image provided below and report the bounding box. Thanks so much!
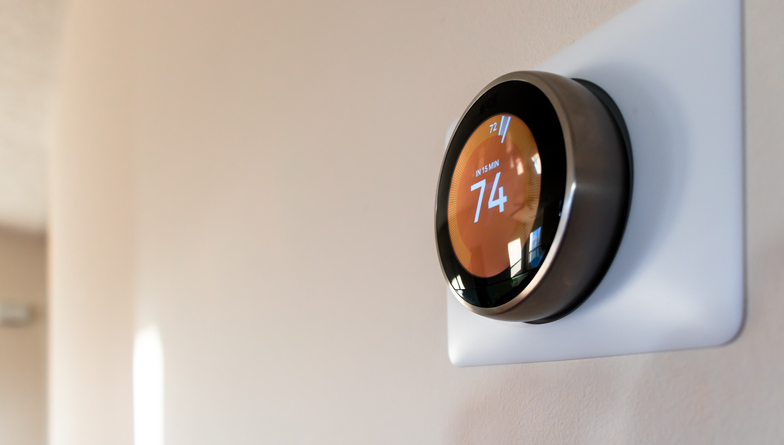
[0,229,46,445]
[0,0,64,232]
[50,0,784,444]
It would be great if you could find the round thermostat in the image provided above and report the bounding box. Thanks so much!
[435,71,632,323]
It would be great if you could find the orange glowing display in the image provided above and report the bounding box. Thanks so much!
[447,114,542,278]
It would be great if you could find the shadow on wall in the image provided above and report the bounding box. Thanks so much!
[0,225,47,445]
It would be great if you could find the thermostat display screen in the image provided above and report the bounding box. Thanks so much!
[447,114,542,278]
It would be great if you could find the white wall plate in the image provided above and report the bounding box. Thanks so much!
[447,0,743,366]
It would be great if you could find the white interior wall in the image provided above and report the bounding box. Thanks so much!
[51,0,784,443]
[49,2,135,443]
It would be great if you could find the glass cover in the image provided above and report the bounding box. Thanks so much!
[447,114,542,278]
[435,79,566,308]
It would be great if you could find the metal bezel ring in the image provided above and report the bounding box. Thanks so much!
[434,71,632,323]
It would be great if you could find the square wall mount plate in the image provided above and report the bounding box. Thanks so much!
[447,0,743,366]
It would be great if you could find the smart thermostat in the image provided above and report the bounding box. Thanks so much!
[444,0,743,366]
[435,71,632,323]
